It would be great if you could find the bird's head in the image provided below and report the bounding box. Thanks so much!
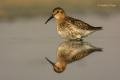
[45,7,65,24]
[45,57,66,73]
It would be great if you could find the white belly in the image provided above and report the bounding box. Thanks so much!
[57,26,82,39]
[57,26,93,39]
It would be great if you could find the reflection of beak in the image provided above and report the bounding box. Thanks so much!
[45,57,54,66]
[45,15,53,24]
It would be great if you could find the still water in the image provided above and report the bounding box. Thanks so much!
[0,13,120,80]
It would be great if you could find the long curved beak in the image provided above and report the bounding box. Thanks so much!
[45,15,53,24]
[45,57,54,65]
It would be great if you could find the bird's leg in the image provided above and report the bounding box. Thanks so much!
[68,38,84,42]
[74,38,83,42]
[79,38,83,42]
[79,36,85,42]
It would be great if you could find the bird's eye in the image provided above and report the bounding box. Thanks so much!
[57,11,59,13]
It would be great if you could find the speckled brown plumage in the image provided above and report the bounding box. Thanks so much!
[45,40,102,73]
[65,16,102,30]
[45,7,103,40]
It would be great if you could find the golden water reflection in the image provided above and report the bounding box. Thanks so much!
[46,40,102,73]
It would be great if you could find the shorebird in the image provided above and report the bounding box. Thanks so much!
[45,41,102,73]
[45,7,102,40]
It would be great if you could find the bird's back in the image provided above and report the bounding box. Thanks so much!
[65,16,102,31]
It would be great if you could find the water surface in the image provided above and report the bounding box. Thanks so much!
[0,14,120,80]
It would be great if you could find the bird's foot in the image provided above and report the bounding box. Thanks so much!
[79,38,83,42]
[69,38,84,42]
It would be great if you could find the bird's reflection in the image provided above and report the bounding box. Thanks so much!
[45,40,102,73]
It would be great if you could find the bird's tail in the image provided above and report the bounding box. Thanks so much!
[94,48,103,52]
[89,48,103,54]
[93,27,103,30]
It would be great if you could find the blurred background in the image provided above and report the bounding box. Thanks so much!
[0,0,120,80]
[0,0,120,20]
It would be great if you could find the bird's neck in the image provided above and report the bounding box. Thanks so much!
[55,17,65,24]
[55,60,67,68]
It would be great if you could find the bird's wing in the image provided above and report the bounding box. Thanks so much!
[68,48,102,63]
[65,16,95,30]
[70,49,93,63]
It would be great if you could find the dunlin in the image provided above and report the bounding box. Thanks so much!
[45,7,102,40]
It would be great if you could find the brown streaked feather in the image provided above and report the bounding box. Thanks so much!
[69,48,102,63]
[65,16,102,30]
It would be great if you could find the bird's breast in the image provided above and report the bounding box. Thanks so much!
[57,25,67,38]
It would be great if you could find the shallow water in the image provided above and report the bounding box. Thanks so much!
[0,14,120,80]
